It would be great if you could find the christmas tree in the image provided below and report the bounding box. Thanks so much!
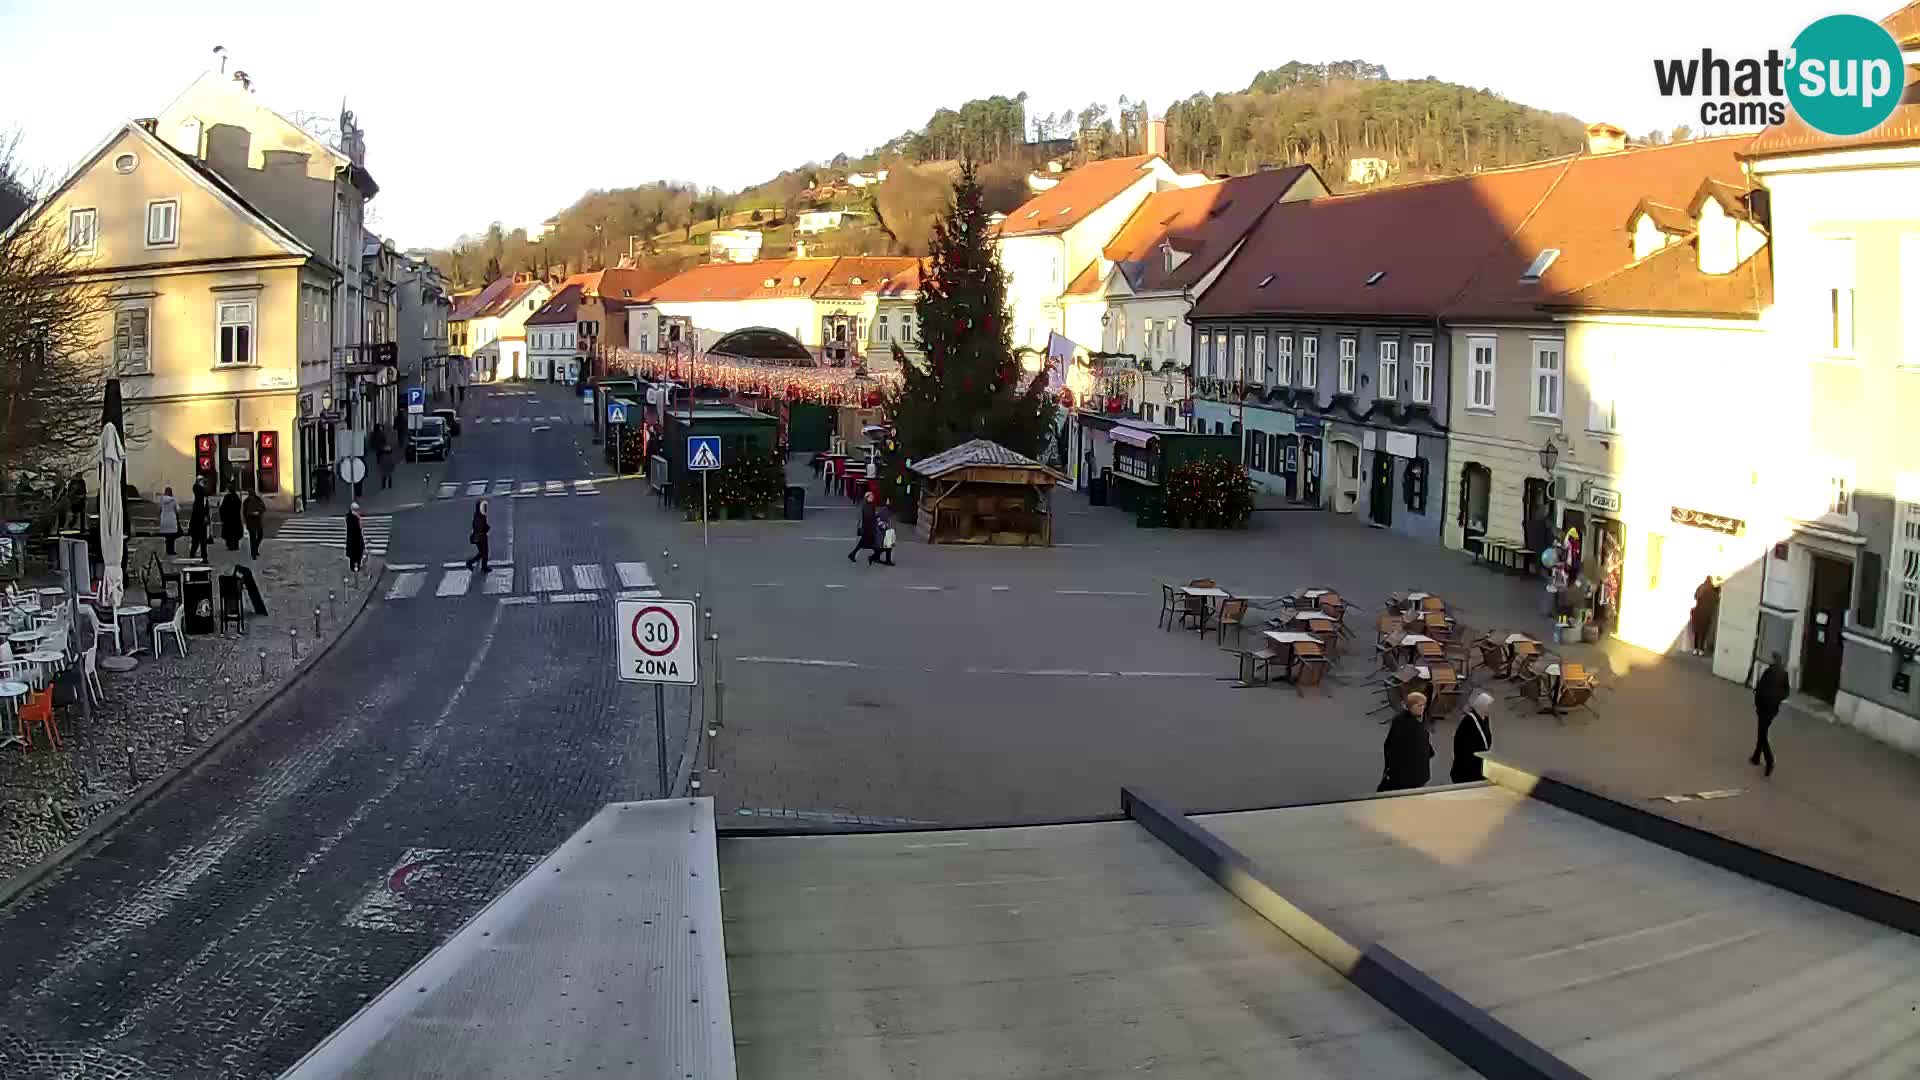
[885,160,1058,490]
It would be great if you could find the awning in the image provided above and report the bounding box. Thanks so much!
[1108,425,1157,449]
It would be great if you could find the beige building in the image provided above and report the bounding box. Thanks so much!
[19,120,337,508]
[620,257,921,362]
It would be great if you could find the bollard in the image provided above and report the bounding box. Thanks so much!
[181,707,193,746]
[314,606,322,637]
[290,627,299,660]
[127,748,139,784]
[328,590,336,621]
[258,649,267,680]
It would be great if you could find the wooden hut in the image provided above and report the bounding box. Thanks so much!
[909,439,1065,546]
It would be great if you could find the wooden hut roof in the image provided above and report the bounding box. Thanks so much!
[909,439,1049,479]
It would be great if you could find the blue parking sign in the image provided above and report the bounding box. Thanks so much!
[687,435,722,471]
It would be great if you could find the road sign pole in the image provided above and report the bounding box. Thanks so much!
[614,423,621,476]
[654,682,668,797]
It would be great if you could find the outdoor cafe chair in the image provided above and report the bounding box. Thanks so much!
[1375,630,1405,672]
[17,686,59,751]
[80,645,103,705]
[1216,598,1251,645]
[1156,584,1180,632]
[1420,595,1446,613]
[1428,663,1463,716]
[1474,634,1511,678]
[1290,639,1330,696]
[1224,644,1279,687]
[154,603,188,659]
[1424,613,1453,640]
[1510,652,1547,702]
[1543,662,1599,721]
[85,606,121,655]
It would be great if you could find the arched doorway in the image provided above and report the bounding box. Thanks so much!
[1330,438,1361,514]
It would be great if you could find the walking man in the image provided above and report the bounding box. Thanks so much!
[372,424,395,490]
[1689,575,1720,656]
[464,499,491,575]
[219,487,243,551]
[187,485,211,559]
[847,490,879,565]
[242,489,267,559]
[1752,652,1790,776]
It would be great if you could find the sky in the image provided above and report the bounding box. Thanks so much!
[0,0,1849,251]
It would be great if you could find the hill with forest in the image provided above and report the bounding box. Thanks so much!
[424,60,1592,290]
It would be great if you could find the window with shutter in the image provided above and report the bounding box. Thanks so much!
[1858,550,1882,629]
[115,308,150,374]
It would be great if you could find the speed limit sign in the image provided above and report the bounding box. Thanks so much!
[616,598,697,684]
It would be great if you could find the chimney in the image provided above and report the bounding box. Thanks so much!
[232,70,253,92]
[1145,116,1168,158]
[1584,122,1627,155]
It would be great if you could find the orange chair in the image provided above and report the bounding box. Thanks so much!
[18,687,59,750]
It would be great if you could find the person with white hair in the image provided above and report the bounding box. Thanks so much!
[1451,691,1495,783]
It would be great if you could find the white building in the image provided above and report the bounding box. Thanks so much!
[796,209,864,235]
[526,285,582,383]
[708,230,763,263]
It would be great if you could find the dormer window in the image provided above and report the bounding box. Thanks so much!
[1055,206,1072,216]
[1026,209,1040,219]
[1257,274,1275,288]
[1364,270,1386,287]
[1520,249,1561,283]
[850,276,863,285]
[791,276,804,287]
[763,278,777,287]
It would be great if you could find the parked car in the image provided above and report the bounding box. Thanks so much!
[431,407,462,437]
[410,417,450,461]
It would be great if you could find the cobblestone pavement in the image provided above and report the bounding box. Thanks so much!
[0,384,689,1079]
[0,532,379,882]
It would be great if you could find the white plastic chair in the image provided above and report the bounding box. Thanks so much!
[87,607,121,654]
[80,644,103,704]
[154,604,188,659]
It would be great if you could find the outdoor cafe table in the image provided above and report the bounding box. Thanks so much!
[1178,586,1230,635]
[1262,630,1321,682]
[34,587,66,603]
[8,628,48,648]
[101,604,151,671]
[0,680,27,745]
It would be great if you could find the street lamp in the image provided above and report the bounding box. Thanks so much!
[1538,438,1559,473]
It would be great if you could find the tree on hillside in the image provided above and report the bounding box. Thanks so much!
[483,253,503,281]
[885,160,1057,492]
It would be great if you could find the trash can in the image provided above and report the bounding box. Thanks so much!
[783,485,806,521]
[182,566,215,635]
[1089,470,1110,507]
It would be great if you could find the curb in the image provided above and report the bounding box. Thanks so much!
[0,559,385,912]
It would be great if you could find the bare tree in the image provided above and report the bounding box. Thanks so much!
[0,131,144,486]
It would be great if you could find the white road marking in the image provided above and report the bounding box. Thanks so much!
[530,425,551,433]
[903,585,943,591]
[737,656,860,668]
[464,480,488,496]
[498,596,538,606]
[385,563,427,572]
[436,483,459,499]
[615,562,653,588]
[1055,589,1150,597]
[573,479,597,495]
[385,572,425,600]
[824,584,846,590]
[436,569,472,596]
[990,585,1011,592]
[548,592,597,603]
[733,657,1214,678]
[492,479,515,494]
[750,582,783,588]
[571,564,605,590]
[544,480,566,495]
[482,568,513,594]
[519,481,541,494]
[530,565,563,592]
[547,415,563,421]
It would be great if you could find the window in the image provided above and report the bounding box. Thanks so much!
[1301,336,1319,388]
[146,199,179,247]
[1587,358,1620,432]
[1139,319,1154,359]
[901,313,915,344]
[1252,335,1266,383]
[217,299,255,366]
[1202,332,1216,377]
[1467,336,1496,410]
[1337,337,1357,394]
[68,208,97,253]
[1276,335,1293,385]
[1520,249,1561,282]
[1403,456,1429,514]
[1231,332,1246,382]
[114,307,150,374]
[1819,238,1856,355]
[1828,474,1851,516]
[875,314,890,343]
[1890,501,1920,642]
[1411,341,1433,403]
[1377,340,1399,399]
[1251,428,1267,471]
[1530,340,1562,417]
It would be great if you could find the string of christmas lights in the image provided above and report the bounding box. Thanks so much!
[608,347,898,408]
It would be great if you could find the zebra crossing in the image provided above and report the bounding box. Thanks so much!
[476,415,569,424]
[435,478,600,500]
[273,513,392,555]
[382,560,661,604]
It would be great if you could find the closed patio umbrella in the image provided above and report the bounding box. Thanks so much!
[98,419,126,611]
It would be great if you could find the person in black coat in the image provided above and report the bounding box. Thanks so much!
[242,490,266,559]
[187,489,212,559]
[463,500,491,574]
[345,502,366,573]
[1752,652,1790,776]
[847,490,879,565]
[1451,691,1495,783]
[219,487,243,551]
[1379,691,1433,792]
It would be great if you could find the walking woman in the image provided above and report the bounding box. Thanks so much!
[1378,690,1433,792]
[847,490,879,565]
[464,499,491,575]
[875,501,896,567]
[219,486,244,551]
[345,502,366,573]
[157,485,180,555]
[1450,691,1495,783]
[187,485,212,559]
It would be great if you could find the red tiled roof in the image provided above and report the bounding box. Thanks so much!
[1746,3,1920,157]
[1633,199,1695,235]
[813,256,923,299]
[1445,136,1751,320]
[475,280,542,318]
[995,155,1159,237]
[1194,160,1570,319]
[450,277,514,321]
[1096,166,1319,296]
[594,267,677,302]
[527,284,585,325]
[1543,241,1772,319]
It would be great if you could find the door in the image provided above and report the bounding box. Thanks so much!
[1281,438,1299,502]
[1800,554,1852,703]
[1299,437,1322,505]
[1460,463,1490,542]
[1331,440,1360,513]
[1368,452,1393,527]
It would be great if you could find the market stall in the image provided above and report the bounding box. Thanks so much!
[908,440,1064,547]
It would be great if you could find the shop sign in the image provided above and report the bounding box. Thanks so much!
[1588,487,1622,513]
[1293,414,1324,435]
[318,409,342,424]
[1383,431,1418,459]
[1671,506,1743,535]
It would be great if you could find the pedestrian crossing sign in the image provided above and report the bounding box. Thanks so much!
[687,435,722,471]
[608,404,627,425]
